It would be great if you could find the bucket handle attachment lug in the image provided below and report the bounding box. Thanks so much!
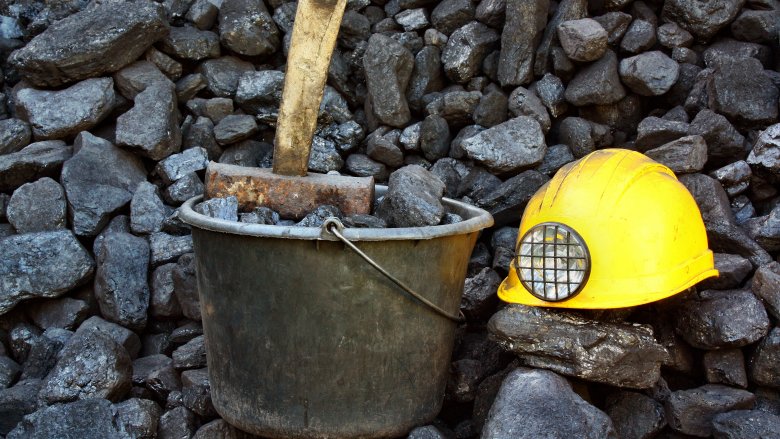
[322,217,466,323]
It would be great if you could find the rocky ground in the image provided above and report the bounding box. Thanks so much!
[1,0,780,437]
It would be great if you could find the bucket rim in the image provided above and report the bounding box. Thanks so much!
[177,185,494,241]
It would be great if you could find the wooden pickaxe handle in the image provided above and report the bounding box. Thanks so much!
[273,0,347,176]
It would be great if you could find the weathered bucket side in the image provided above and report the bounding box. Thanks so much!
[180,190,493,438]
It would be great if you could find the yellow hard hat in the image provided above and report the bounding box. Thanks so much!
[498,148,718,309]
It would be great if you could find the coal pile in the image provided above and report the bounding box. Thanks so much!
[1,0,780,437]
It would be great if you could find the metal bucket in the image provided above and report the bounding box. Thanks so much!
[178,186,494,438]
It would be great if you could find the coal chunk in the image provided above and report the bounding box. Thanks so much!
[61,132,147,236]
[8,1,168,87]
[564,50,625,106]
[747,123,780,178]
[557,18,607,62]
[132,354,181,401]
[363,34,414,128]
[159,25,220,61]
[38,327,132,404]
[604,391,666,439]
[150,264,183,319]
[689,109,746,166]
[752,262,780,320]
[477,170,548,226]
[675,289,770,349]
[708,57,779,130]
[619,51,680,97]
[197,56,254,98]
[0,119,31,155]
[704,348,748,388]
[94,232,150,331]
[482,368,617,438]
[7,398,133,438]
[713,410,780,438]
[235,70,284,114]
[461,116,545,174]
[699,253,751,290]
[115,398,162,439]
[662,0,744,41]
[76,316,141,359]
[172,335,206,370]
[619,19,656,54]
[6,177,66,233]
[181,368,214,417]
[15,78,115,141]
[114,61,173,100]
[130,182,168,235]
[495,0,546,86]
[460,268,501,322]
[213,114,258,146]
[441,21,498,84]
[116,82,181,161]
[173,254,200,321]
[376,165,445,227]
[0,379,41,435]
[749,327,780,387]
[645,135,707,173]
[665,384,755,437]
[0,230,94,315]
[27,297,89,331]
[488,305,669,389]
[149,232,194,266]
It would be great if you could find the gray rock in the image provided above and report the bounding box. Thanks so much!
[172,335,206,370]
[533,0,587,77]
[61,132,146,236]
[461,268,500,322]
[489,305,668,388]
[397,8,430,32]
[27,297,89,331]
[0,230,93,315]
[235,70,284,114]
[181,368,214,416]
[482,368,617,438]
[197,56,254,98]
[364,34,414,128]
[619,51,680,97]
[690,110,746,166]
[377,165,445,227]
[675,289,770,349]
[149,233,194,267]
[0,356,20,389]
[7,398,132,439]
[308,137,344,173]
[662,0,745,41]
[425,90,482,127]
[173,254,200,321]
[592,11,631,45]
[6,177,66,234]
[175,73,207,103]
[645,135,707,173]
[116,82,181,161]
[604,391,666,439]
[115,398,162,439]
[159,25,220,60]
[699,253,752,290]
[8,2,168,87]
[114,61,172,100]
[750,327,780,388]
[564,50,625,106]
[537,144,575,175]
[213,115,258,146]
[94,232,150,331]
[461,116,546,174]
[731,9,780,44]
[15,78,115,141]
[0,119,31,155]
[665,385,755,437]
[496,0,553,86]
[708,57,779,130]
[507,87,550,133]
[345,154,389,180]
[747,123,780,177]
[430,0,472,35]
[158,406,197,439]
[477,170,548,226]
[38,327,132,404]
[657,22,693,49]
[531,74,567,118]
[155,147,208,186]
[406,46,445,112]
[131,182,168,235]
[76,316,141,360]
[753,262,780,320]
[420,115,451,161]
[557,18,607,62]
[442,21,498,84]
[712,409,780,439]
[218,0,279,56]
[558,117,594,158]
[0,379,41,435]
[704,349,748,388]
[146,47,183,81]
[164,173,205,206]
[619,19,656,54]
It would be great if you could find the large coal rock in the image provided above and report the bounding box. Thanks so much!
[61,132,147,237]
[7,398,132,439]
[712,409,780,439]
[665,384,755,437]
[363,34,414,128]
[6,177,67,234]
[604,391,666,439]
[461,116,546,174]
[482,368,617,438]
[662,0,745,41]
[488,305,669,389]
[707,57,779,130]
[8,1,169,87]
[0,141,72,193]
[496,0,548,86]
[0,230,94,315]
[377,165,445,227]
[749,327,780,388]
[219,0,279,57]
[116,82,182,161]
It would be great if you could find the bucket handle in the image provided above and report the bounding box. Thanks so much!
[322,218,466,323]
